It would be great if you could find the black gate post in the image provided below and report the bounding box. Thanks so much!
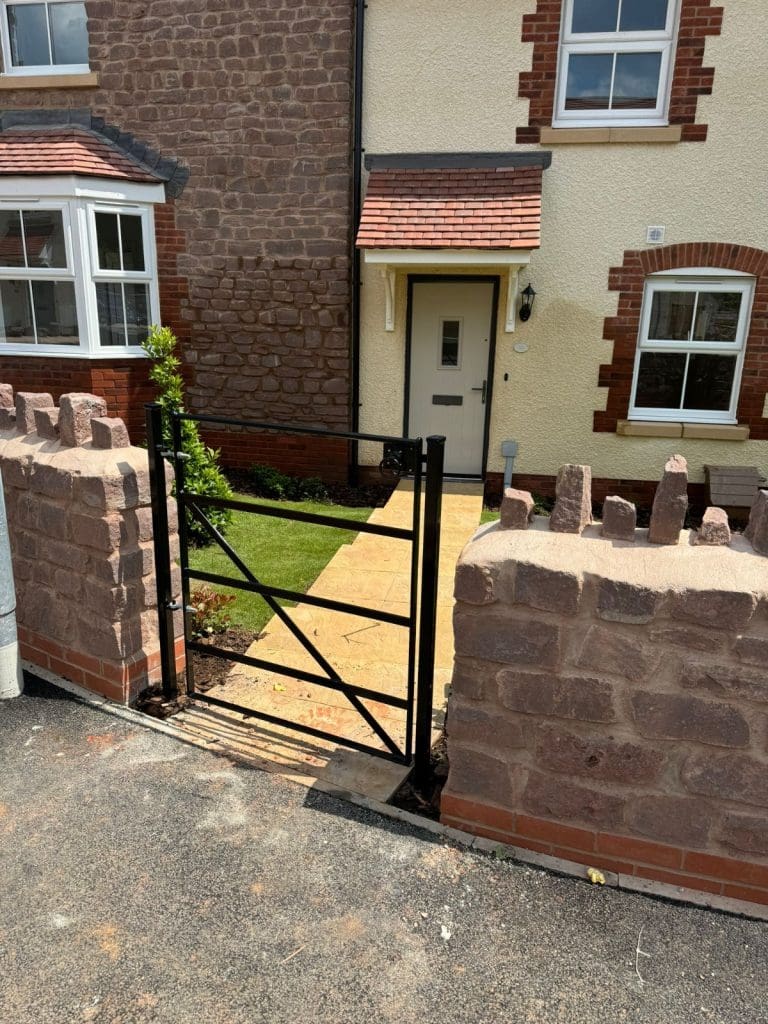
[414,434,445,786]
[146,403,178,700]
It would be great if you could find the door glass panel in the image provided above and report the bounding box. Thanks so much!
[23,210,67,268]
[692,292,741,342]
[119,214,145,272]
[0,211,25,267]
[571,0,618,33]
[124,283,150,345]
[620,0,668,32]
[612,52,662,109]
[0,280,34,343]
[648,291,695,341]
[564,53,613,110]
[96,281,126,345]
[95,212,122,270]
[634,352,686,408]
[7,3,50,66]
[31,280,78,345]
[440,320,460,367]
[49,1,88,65]
[683,354,736,411]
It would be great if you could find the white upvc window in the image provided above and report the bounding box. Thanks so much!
[0,0,89,76]
[554,0,679,128]
[629,271,755,425]
[0,179,162,358]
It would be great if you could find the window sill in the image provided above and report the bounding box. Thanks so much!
[0,71,99,90]
[617,420,750,441]
[540,125,682,145]
[0,348,148,360]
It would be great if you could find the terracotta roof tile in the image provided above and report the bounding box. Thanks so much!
[0,127,162,184]
[356,166,544,250]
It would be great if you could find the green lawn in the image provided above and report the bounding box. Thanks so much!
[188,497,372,633]
[480,508,500,525]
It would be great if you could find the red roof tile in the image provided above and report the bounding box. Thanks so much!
[0,127,162,184]
[356,166,543,250]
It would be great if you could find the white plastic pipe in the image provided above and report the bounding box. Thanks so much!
[0,469,22,699]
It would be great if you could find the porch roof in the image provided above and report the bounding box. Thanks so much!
[0,126,164,184]
[356,158,546,251]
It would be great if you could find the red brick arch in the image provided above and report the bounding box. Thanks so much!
[517,0,724,145]
[594,243,768,439]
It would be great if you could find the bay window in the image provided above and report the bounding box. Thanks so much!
[1,0,89,75]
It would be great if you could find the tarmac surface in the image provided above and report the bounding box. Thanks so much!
[1,677,765,1024]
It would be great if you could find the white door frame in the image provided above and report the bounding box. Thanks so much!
[404,274,500,477]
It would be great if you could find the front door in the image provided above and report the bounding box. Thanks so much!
[408,280,495,476]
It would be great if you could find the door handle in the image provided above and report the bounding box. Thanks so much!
[471,380,487,404]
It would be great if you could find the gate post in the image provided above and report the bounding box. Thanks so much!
[146,403,178,700]
[414,434,445,786]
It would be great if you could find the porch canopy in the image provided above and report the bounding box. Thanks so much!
[356,152,551,330]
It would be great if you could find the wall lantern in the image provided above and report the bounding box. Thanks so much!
[519,284,536,322]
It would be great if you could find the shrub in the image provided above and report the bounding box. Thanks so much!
[189,585,236,639]
[249,463,328,502]
[142,325,233,545]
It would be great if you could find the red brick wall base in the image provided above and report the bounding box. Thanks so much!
[204,428,350,482]
[442,794,768,908]
[485,472,709,512]
[19,626,186,706]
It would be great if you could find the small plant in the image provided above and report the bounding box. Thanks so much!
[249,463,328,502]
[142,325,233,545]
[189,585,236,639]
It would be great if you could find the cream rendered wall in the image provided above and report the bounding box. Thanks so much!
[359,0,768,483]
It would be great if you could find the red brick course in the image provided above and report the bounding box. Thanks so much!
[517,0,724,144]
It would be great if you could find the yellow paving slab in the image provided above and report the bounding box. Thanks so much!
[174,478,483,800]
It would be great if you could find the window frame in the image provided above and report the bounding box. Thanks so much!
[0,0,89,77]
[437,316,463,371]
[553,0,680,128]
[0,180,162,358]
[629,270,755,425]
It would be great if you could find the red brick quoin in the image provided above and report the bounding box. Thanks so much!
[517,0,724,144]
[595,243,768,439]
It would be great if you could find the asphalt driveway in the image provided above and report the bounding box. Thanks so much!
[0,677,765,1024]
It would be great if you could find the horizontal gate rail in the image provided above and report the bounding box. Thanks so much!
[176,410,421,447]
[187,568,411,627]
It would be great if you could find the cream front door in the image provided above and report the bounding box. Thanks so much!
[408,280,494,476]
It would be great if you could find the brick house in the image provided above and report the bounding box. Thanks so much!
[0,0,354,478]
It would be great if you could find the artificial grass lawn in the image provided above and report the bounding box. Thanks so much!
[188,496,372,633]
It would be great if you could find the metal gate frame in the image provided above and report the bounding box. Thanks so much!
[146,404,444,782]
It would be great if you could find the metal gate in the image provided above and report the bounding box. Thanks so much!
[146,404,444,781]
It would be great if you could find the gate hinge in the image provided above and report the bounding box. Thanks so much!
[166,600,194,613]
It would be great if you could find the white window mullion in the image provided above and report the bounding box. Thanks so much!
[73,199,98,355]
[26,279,38,344]
[608,52,618,111]
[43,2,54,66]
[678,352,691,412]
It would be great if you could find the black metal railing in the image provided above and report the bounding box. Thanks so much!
[146,404,444,779]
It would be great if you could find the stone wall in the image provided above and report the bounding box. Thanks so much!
[443,496,768,908]
[0,385,183,703]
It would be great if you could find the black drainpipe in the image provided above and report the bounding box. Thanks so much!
[349,0,366,483]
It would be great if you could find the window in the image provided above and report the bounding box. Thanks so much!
[629,273,754,424]
[554,0,679,127]
[0,189,159,357]
[439,318,461,368]
[1,1,88,75]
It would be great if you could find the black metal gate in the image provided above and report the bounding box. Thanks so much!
[146,404,444,781]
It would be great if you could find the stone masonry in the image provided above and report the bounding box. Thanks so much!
[0,386,183,703]
[443,517,768,909]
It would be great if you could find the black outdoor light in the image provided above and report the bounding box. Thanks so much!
[519,283,536,322]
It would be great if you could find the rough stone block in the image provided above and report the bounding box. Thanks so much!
[734,635,768,667]
[745,489,768,555]
[628,796,713,848]
[58,393,108,447]
[37,500,70,542]
[499,488,534,530]
[648,454,688,545]
[0,383,12,408]
[601,495,636,541]
[34,407,60,440]
[29,462,73,501]
[694,507,731,546]
[681,661,768,704]
[549,464,592,535]
[535,725,665,785]
[522,771,625,830]
[718,815,768,858]
[450,657,500,704]
[498,669,616,723]
[454,609,560,668]
[649,625,726,654]
[597,579,662,624]
[15,392,53,434]
[43,539,88,573]
[448,701,525,751]
[669,588,757,631]
[513,562,581,617]
[631,691,749,748]
[683,752,768,807]
[445,745,520,806]
[574,624,661,683]
[454,560,497,606]
[71,512,137,552]
[91,416,131,450]
[0,408,16,430]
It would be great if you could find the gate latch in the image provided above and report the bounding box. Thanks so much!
[380,441,418,478]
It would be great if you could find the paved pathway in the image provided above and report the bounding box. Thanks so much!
[175,481,484,799]
[1,678,765,1024]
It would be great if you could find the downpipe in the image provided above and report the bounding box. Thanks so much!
[0,470,22,699]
